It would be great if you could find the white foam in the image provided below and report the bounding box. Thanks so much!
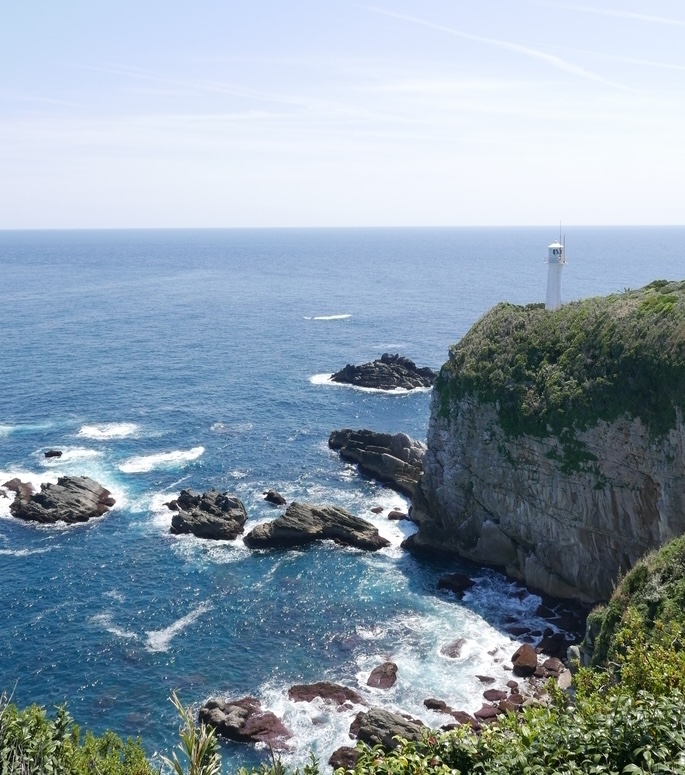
[0,547,52,557]
[92,612,138,640]
[118,446,204,474]
[303,314,352,321]
[39,447,103,466]
[0,422,54,437]
[77,423,139,440]
[309,374,431,395]
[210,422,254,434]
[145,602,212,652]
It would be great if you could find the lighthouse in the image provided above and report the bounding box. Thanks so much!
[545,240,566,311]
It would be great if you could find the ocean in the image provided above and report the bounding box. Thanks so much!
[1,226,683,770]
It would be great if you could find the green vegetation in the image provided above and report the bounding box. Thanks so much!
[435,280,685,471]
[0,694,153,774]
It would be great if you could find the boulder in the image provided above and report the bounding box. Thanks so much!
[8,476,115,524]
[387,510,408,521]
[366,662,398,689]
[511,644,538,677]
[437,572,475,597]
[350,708,423,751]
[371,506,384,514]
[483,689,508,702]
[243,502,390,551]
[476,675,496,684]
[329,747,360,770]
[473,704,502,721]
[44,449,63,459]
[3,478,34,502]
[328,429,426,498]
[287,682,363,706]
[198,697,291,749]
[440,638,466,658]
[168,490,248,540]
[264,490,286,506]
[536,631,575,660]
[330,353,436,391]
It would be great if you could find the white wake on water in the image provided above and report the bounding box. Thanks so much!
[118,446,205,474]
[145,602,212,652]
[309,374,431,395]
[303,314,352,321]
[77,423,139,440]
[91,613,138,641]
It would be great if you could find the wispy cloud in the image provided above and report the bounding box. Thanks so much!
[546,45,685,71]
[540,2,685,26]
[366,7,630,90]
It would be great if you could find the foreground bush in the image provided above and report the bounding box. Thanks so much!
[0,695,154,774]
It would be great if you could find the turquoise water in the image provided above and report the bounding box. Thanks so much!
[1,227,683,769]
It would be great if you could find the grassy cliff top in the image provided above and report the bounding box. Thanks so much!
[437,279,685,441]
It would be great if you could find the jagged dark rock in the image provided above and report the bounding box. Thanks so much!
[264,490,286,506]
[198,697,291,748]
[243,501,390,551]
[44,449,63,458]
[366,661,398,689]
[328,429,426,497]
[331,353,436,391]
[287,681,364,706]
[7,476,115,524]
[437,572,476,597]
[350,708,423,750]
[167,489,247,540]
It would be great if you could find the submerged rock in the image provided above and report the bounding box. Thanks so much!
[7,476,115,524]
[437,572,476,597]
[440,638,466,658]
[331,353,436,391]
[288,681,364,706]
[328,429,426,497]
[167,490,247,540]
[199,697,291,749]
[243,501,390,551]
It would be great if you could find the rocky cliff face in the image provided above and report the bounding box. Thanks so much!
[410,282,685,604]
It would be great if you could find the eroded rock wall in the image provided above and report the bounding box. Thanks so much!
[411,393,685,603]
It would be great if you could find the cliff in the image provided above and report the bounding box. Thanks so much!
[411,280,685,603]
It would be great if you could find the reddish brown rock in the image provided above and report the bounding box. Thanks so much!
[367,661,398,689]
[476,675,496,684]
[288,682,363,706]
[199,697,291,749]
[387,510,407,521]
[329,746,360,770]
[370,507,384,514]
[474,704,502,721]
[483,689,508,702]
[511,644,538,677]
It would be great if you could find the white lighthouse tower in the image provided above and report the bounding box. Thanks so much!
[545,239,566,310]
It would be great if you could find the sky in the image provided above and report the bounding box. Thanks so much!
[1,0,684,228]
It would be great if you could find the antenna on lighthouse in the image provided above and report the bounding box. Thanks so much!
[545,231,566,311]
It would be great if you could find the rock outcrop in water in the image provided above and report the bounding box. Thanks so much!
[350,708,424,750]
[243,501,390,551]
[410,281,685,603]
[198,697,291,749]
[331,353,436,391]
[6,476,115,524]
[328,429,426,497]
[166,489,247,540]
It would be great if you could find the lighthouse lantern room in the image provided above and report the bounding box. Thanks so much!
[545,240,566,311]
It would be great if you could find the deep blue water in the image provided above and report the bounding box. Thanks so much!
[1,227,683,770]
